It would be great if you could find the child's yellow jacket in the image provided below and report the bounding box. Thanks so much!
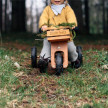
[39,5,78,28]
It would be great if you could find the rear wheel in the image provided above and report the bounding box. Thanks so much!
[55,53,63,76]
[31,46,37,68]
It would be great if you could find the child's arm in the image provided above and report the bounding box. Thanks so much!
[39,6,49,29]
[66,6,78,28]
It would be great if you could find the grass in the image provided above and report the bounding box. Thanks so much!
[0,47,107,108]
[0,48,18,107]
[0,48,35,108]
[2,32,42,46]
[0,32,108,108]
[1,32,108,46]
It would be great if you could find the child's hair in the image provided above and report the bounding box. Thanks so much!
[49,0,68,6]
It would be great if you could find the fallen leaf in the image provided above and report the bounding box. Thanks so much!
[14,62,21,69]
[5,55,10,60]
[102,64,108,70]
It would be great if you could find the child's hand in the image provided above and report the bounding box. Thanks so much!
[41,25,48,31]
[72,26,75,29]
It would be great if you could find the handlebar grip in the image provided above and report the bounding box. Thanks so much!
[39,28,43,33]
[73,27,79,32]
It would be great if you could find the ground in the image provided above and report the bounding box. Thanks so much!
[3,41,108,51]
[0,33,108,108]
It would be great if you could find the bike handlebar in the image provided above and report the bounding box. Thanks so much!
[39,26,79,33]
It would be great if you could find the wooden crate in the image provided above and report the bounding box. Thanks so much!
[47,29,71,42]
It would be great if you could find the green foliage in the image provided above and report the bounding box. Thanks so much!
[83,104,92,108]
[58,22,76,27]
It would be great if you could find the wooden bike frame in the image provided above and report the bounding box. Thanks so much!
[47,27,71,69]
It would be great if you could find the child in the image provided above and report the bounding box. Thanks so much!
[38,0,81,71]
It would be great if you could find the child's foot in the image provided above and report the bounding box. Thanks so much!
[71,59,81,69]
[76,46,83,65]
[37,59,48,73]
[71,46,83,69]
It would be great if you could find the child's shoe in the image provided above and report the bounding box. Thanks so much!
[71,59,81,69]
[38,58,49,73]
[37,55,50,73]
[71,46,83,69]
[76,46,83,65]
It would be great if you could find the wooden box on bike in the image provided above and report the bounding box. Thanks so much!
[47,28,71,42]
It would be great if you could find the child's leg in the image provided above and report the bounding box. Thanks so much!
[38,38,51,72]
[40,38,51,59]
[68,41,78,62]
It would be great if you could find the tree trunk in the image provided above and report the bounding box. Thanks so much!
[69,0,84,32]
[107,6,108,34]
[46,0,48,6]
[85,0,89,34]
[5,0,7,32]
[46,0,50,6]
[0,0,2,31]
[12,0,25,31]
[102,0,105,33]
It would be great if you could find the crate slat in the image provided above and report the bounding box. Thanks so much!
[47,36,70,42]
[47,29,70,37]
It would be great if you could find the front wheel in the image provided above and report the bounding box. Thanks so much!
[31,46,37,68]
[55,53,63,76]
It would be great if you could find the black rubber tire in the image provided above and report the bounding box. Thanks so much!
[31,47,37,68]
[76,46,83,65]
[55,53,63,76]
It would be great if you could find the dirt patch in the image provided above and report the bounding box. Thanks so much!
[82,44,108,50]
[2,42,32,51]
[2,42,108,51]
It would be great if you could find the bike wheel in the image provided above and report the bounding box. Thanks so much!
[31,46,37,68]
[55,53,63,76]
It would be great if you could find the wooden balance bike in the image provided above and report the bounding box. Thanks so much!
[31,26,83,75]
